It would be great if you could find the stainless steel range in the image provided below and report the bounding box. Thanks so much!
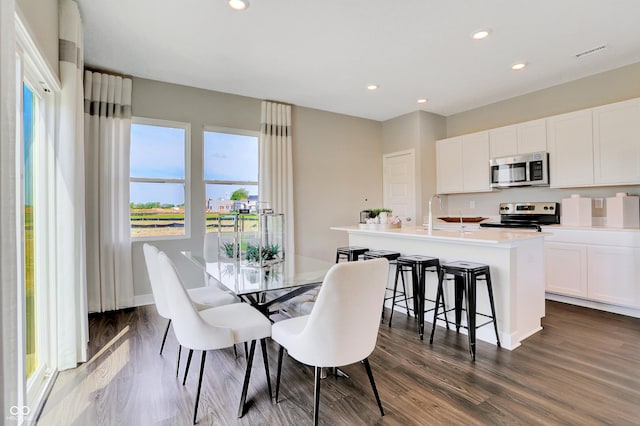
[479,202,560,232]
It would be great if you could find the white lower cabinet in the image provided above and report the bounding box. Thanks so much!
[587,246,640,307]
[545,229,640,310]
[545,243,587,297]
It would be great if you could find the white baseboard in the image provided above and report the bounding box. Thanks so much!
[545,293,640,319]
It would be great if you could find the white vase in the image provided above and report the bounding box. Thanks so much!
[379,212,388,223]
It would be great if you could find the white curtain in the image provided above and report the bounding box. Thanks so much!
[84,71,134,312]
[0,0,19,416]
[57,0,89,369]
[259,101,295,256]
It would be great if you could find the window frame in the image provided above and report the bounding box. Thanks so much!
[203,126,259,232]
[130,117,191,240]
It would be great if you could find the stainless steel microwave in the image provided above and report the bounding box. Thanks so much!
[490,151,549,188]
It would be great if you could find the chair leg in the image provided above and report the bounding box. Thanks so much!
[362,358,384,416]
[313,366,322,426]
[160,319,171,355]
[275,346,284,403]
[193,350,207,425]
[183,349,194,385]
[485,272,501,348]
[237,340,257,418]
[176,345,182,377]
[389,264,401,327]
[260,338,272,399]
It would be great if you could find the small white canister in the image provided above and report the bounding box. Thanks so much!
[606,193,640,228]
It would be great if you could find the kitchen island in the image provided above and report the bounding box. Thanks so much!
[331,225,549,350]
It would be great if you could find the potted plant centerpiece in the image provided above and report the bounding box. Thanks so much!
[359,208,402,229]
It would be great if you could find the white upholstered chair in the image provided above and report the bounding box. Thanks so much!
[272,257,389,425]
[157,251,273,424]
[142,243,236,356]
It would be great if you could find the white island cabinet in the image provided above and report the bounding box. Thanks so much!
[330,225,548,350]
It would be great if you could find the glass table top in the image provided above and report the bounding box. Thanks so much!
[182,252,332,296]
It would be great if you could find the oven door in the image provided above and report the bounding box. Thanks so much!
[490,162,527,187]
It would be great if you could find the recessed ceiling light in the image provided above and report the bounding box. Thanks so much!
[228,0,249,11]
[417,99,428,104]
[367,84,379,91]
[471,29,491,40]
[511,62,527,70]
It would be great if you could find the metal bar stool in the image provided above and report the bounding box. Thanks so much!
[392,255,444,339]
[362,250,403,323]
[429,260,500,361]
[335,246,369,263]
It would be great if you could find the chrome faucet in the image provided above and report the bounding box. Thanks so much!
[428,194,443,234]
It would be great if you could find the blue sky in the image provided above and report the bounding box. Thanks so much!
[130,124,258,205]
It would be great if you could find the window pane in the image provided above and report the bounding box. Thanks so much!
[131,123,185,179]
[205,183,258,232]
[23,83,37,378]
[130,182,185,237]
[203,131,258,181]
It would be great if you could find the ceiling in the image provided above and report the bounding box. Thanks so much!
[76,0,640,121]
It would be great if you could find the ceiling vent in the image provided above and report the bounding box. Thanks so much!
[575,44,608,59]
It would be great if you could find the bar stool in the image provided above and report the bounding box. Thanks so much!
[392,255,444,339]
[429,260,500,361]
[362,250,403,323]
[335,246,369,263]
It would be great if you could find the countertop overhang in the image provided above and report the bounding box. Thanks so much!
[331,225,549,247]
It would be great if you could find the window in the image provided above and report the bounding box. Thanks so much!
[16,21,58,419]
[130,118,189,238]
[204,128,259,232]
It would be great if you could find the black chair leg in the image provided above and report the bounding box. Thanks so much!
[160,319,171,355]
[238,340,257,418]
[193,351,207,425]
[362,358,384,416]
[176,345,182,377]
[313,366,322,426]
[275,346,284,403]
[260,338,272,399]
[183,349,194,385]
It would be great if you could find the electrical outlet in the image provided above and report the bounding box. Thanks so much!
[594,198,603,209]
[469,200,476,209]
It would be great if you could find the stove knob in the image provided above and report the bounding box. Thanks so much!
[544,206,548,210]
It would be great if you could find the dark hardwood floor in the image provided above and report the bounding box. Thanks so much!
[37,301,640,425]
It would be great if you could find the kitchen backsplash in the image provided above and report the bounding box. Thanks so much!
[444,185,640,221]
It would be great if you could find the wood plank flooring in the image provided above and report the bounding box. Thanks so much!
[37,301,640,425]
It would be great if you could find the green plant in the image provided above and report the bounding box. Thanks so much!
[222,241,237,258]
[368,208,392,218]
[245,243,280,263]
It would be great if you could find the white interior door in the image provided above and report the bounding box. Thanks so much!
[383,150,416,225]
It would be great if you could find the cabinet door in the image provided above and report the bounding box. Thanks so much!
[547,110,594,188]
[545,243,588,297]
[593,98,640,185]
[436,137,463,194]
[462,132,491,192]
[489,125,517,158]
[587,246,640,308]
[517,119,547,154]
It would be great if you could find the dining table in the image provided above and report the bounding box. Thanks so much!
[182,252,333,317]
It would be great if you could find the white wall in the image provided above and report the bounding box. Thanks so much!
[293,106,383,260]
[16,0,58,78]
[382,110,447,223]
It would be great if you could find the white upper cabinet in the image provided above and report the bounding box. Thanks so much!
[489,119,546,158]
[547,109,594,188]
[436,132,491,194]
[517,119,547,154]
[593,98,640,185]
[462,132,491,192]
[436,136,463,194]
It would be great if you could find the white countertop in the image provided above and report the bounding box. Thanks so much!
[330,225,548,245]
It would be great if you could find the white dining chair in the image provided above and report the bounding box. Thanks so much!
[142,244,236,357]
[272,257,389,425]
[157,251,273,424]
